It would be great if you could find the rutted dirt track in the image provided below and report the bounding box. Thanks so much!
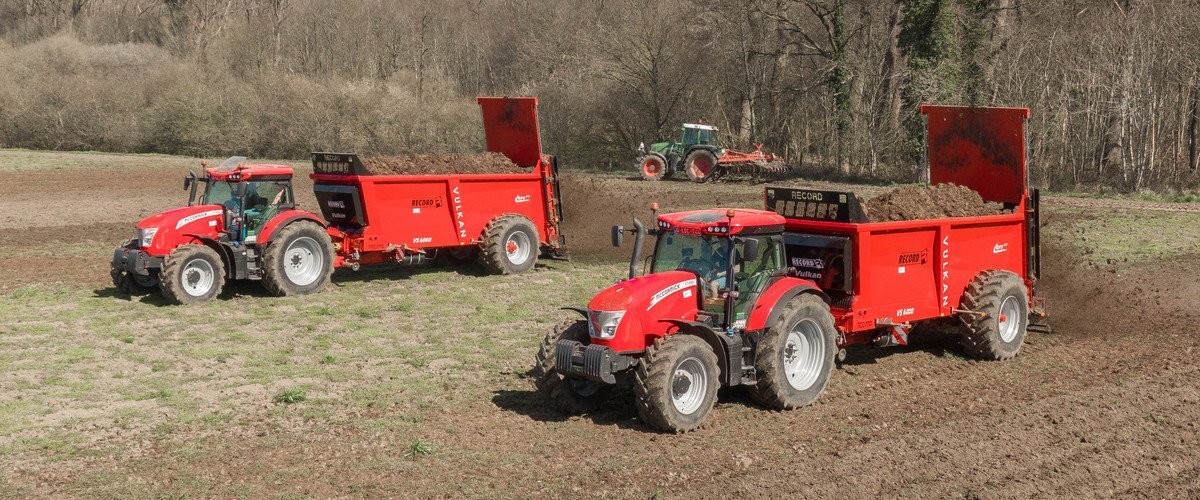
[1,155,1199,497]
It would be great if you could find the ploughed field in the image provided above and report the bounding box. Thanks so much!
[1,149,1199,498]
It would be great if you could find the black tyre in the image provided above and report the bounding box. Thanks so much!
[478,214,539,275]
[262,221,336,297]
[159,244,225,304]
[637,153,670,181]
[116,271,159,295]
[958,270,1030,360]
[534,319,613,414]
[747,294,838,409]
[684,149,719,183]
[634,335,720,433]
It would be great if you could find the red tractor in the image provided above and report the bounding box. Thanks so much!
[536,105,1047,432]
[111,97,566,304]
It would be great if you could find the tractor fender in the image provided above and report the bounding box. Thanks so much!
[660,319,742,386]
[256,210,325,247]
[745,277,828,332]
[180,235,236,278]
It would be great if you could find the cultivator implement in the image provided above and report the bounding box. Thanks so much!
[698,145,793,182]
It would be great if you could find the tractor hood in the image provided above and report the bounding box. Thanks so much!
[134,204,226,256]
[587,270,702,353]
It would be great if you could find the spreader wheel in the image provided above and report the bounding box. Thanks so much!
[637,153,671,181]
[958,270,1030,360]
[684,149,719,183]
[479,214,539,275]
[634,334,720,433]
[159,244,225,305]
[747,294,837,409]
[262,221,336,297]
[534,319,612,414]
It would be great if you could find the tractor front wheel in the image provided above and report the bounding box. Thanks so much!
[958,270,1029,360]
[262,221,336,297]
[159,244,226,304]
[748,294,837,409]
[534,320,612,414]
[113,267,160,296]
[684,149,719,183]
[634,334,720,433]
[637,153,670,181]
[479,214,539,275]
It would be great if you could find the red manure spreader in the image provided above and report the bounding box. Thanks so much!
[537,105,1047,432]
[112,97,566,304]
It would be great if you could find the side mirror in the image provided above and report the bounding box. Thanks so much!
[183,175,193,191]
[235,181,248,198]
[742,238,760,262]
[611,225,625,247]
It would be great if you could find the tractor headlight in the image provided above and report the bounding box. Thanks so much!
[588,310,626,339]
[137,228,158,247]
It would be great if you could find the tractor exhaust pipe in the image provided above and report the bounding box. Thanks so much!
[628,218,645,279]
[612,218,646,279]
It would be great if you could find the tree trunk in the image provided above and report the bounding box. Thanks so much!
[1189,79,1199,171]
[739,93,753,145]
[1100,0,1136,186]
[879,0,903,131]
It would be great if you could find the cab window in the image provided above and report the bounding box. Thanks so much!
[733,235,783,314]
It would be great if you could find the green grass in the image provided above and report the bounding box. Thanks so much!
[0,259,620,472]
[1058,208,1200,264]
[1058,190,1200,203]
[405,439,435,458]
[273,387,308,405]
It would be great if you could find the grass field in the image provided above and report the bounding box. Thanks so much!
[2,149,1200,498]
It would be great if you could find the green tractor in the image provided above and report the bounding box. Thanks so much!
[636,123,787,182]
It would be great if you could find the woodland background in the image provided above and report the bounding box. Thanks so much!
[0,0,1197,191]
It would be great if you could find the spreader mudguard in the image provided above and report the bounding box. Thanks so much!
[921,105,1029,205]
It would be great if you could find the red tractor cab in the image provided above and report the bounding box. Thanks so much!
[536,104,1046,433]
[112,156,331,304]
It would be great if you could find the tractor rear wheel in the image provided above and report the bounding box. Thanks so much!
[262,221,336,297]
[748,294,837,409]
[637,153,670,181]
[634,334,720,433]
[684,149,719,183]
[159,244,225,304]
[958,270,1029,360]
[478,214,539,275]
[534,319,612,414]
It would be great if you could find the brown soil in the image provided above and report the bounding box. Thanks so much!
[3,157,1199,497]
[863,183,1006,221]
[361,152,527,175]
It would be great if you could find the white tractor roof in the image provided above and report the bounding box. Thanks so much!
[683,123,718,131]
